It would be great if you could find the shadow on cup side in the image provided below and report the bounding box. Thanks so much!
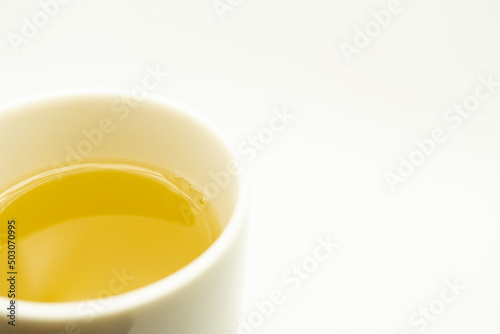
[4,314,133,334]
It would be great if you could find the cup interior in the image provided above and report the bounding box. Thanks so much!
[0,92,239,226]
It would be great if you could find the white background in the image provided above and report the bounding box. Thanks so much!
[1,0,500,333]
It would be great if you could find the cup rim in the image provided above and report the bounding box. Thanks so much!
[0,89,250,321]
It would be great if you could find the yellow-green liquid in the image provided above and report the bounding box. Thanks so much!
[0,163,221,303]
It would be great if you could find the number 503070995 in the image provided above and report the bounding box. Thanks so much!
[7,220,16,270]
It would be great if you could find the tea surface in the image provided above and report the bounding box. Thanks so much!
[0,163,221,303]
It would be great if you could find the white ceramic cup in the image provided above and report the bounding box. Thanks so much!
[0,91,249,334]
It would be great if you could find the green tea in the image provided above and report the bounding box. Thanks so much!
[0,162,221,303]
